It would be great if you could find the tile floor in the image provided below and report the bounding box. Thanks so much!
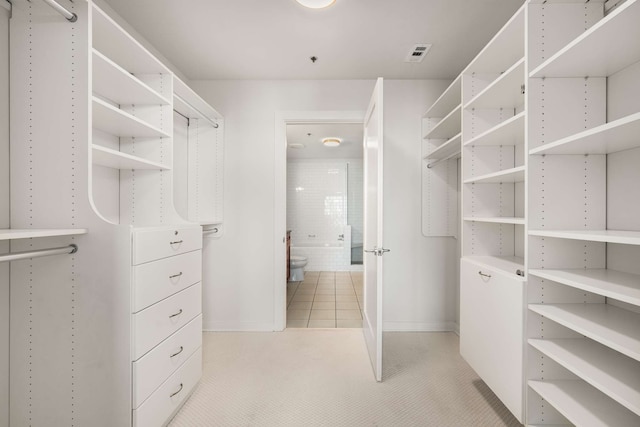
[286,271,363,328]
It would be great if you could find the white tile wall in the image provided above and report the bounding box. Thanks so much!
[347,160,363,263]
[287,159,363,271]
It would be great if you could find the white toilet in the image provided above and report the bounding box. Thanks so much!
[289,255,308,281]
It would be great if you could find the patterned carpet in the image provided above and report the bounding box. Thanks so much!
[169,330,522,427]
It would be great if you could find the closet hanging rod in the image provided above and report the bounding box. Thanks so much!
[41,0,77,22]
[174,94,219,128]
[202,228,219,235]
[0,244,78,263]
[426,151,459,169]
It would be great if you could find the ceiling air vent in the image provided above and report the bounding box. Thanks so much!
[405,44,432,63]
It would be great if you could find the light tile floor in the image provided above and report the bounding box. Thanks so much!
[287,271,363,328]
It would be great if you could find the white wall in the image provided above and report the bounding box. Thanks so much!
[192,79,455,332]
[0,5,9,427]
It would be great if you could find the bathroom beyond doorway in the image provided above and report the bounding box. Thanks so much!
[286,271,363,328]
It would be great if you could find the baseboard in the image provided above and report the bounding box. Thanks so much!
[453,322,460,336]
[203,321,276,332]
[383,321,455,332]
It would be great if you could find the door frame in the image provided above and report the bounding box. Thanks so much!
[273,110,366,331]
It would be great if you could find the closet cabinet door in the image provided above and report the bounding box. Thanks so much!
[460,258,525,421]
[132,250,202,312]
[133,226,202,265]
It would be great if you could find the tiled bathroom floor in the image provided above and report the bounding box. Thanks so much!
[286,271,363,328]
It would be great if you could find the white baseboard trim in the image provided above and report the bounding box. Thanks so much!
[383,321,455,332]
[203,321,276,332]
[453,322,460,336]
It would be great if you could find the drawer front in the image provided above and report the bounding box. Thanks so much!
[460,258,525,421]
[133,315,202,407]
[133,283,201,360]
[133,226,202,265]
[133,250,202,313]
[133,349,202,427]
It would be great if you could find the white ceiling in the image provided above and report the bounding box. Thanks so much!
[287,123,363,159]
[103,0,524,80]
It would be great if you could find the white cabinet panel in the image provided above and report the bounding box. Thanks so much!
[133,226,202,265]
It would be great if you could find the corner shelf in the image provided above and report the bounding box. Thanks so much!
[530,112,640,155]
[0,229,88,240]
[529,338,640,416]
[530,0,640,78]
[425,133,461,160]
[529,268,640,306]
[528,380,640,427]
[464,112,525,147]
[92,145,170,170]
[463,217,525,225]
[423,105,461,139]
[91,4,170,75]
[92,49,170,106]
[424,76,461,118]
[464,58,525,110]
[463,165,525,184]
[528,303,640,362]
[528,229,640,245]
[463,255,525,280]
[93,97,171,139]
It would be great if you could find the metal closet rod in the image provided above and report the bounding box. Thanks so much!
[426,151,459,169]
[0,244,78,263]
[41,0,77,22]
[174,94,219,129]
[202,228,219,235]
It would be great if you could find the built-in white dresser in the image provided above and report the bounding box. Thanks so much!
[131,225,203,426]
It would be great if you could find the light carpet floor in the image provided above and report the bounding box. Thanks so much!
[169,330,522,427]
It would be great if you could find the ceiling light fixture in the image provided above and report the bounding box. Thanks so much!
[295,0,336,9]
[322,138,341,147]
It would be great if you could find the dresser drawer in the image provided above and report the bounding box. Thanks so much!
[132,250,202,313]
[460,258,525,421]
[132,226,202,265]
[133,282,201,360]
[133,349,202,427]
[133,315,202,407]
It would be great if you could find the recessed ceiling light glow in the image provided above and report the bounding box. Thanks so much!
[295,0,336,9]
[322,138,341,147]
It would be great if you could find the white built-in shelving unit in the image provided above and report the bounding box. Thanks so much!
[421,75,460,237]
[526,0,640,425]
[0,229,88,240]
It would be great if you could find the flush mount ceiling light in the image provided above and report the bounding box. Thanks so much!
[322,138,341,147]
[295,0,336,9]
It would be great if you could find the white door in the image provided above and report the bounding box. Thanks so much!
[363,78,387,382]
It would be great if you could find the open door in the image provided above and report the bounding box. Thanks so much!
[363,78,387,382]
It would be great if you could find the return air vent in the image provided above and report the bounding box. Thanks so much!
[405,44,432,63]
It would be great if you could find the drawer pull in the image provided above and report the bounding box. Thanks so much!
[169,309,183,319]
[478,271,492,279]
[170,346,184,358]
[170,240,184,245]
[170,383,184,398]
[169,272,183,279]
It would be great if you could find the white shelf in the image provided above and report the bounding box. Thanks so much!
[91,5,169,75]
[93,97,171,139]
[529,229,640,245]
[529,269,640,306]
[464,6,525,74]
[465,58,525,110]
[173,76,222,121]
[464,112,525,147]
[463,217,525,225]
[92,145,170,170]
[0,229,88,240]
[425,133,461,160]
[530,112,640,155]
[424,76,461,118]
[423,105,461,139]
[463,255,525,280]
[528,303,640,362]
[529,380,640,427]
[530,0,640,78]
[463,166,525,184]
[92,49,170,106]
[529,338,640,415]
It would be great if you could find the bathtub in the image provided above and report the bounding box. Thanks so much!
[290,227,351,271]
